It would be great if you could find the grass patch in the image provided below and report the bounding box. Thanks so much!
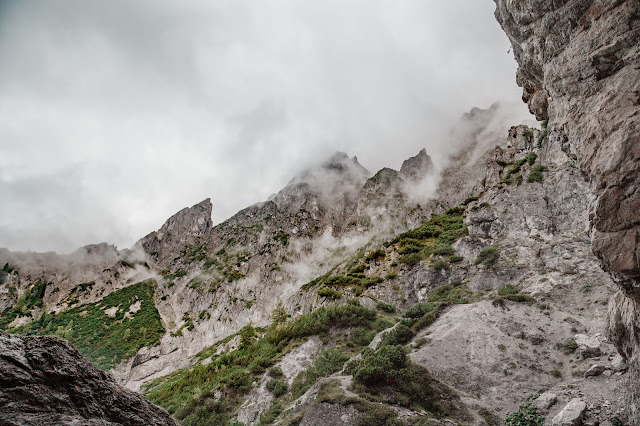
[13,280,164,370]
[505,398,544,426]
[0,280,48,329]
[498,284,519,296]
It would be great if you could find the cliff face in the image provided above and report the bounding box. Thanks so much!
[0,331,177,425]
[493,0,640,419]
[494,0,640,287]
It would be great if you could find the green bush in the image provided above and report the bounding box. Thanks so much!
[462,196,479,205]
[475,246,499,267]
[291,349,349,398]
[427,284,471,304]
[268,366,284,378]
[376,301,396,313]
[431,259,450,271]
[504,400,544,426]
[526,153,537,165]
[350,345,440,413]
[266,379,288,397]
[352,345,407,385]
[365,249,386,262]
[400,252,423,266]
[556,339,578,355]
[527,164,547,183]
[403,302,435,319]
[498,284,519,296]
[379,323,414,346]
[317,287,341,300]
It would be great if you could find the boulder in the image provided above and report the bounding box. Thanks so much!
[552,398,587,426]
[534,392,558,414]
[584,364,606,378]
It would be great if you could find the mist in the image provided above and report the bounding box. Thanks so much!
[0,0,532,253]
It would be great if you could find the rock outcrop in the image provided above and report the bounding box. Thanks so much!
[494,0,640,288]
[494,0,640,420]
[0,331,177,425]
[137,198,213,264]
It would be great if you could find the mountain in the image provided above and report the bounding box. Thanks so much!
[1,1,638,424]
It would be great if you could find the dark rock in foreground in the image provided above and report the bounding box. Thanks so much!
[0,331,177,426]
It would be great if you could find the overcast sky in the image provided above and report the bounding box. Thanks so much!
[0,0,531,253]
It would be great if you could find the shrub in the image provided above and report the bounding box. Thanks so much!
[400,252,423,267]
[475,246,499,267]
[266,379,288,397]
[427,284,471,304]
[498,284,519,296]
[352,345,407,385]
[317,287,341,300]
[504,400,544,426]
[526,153,537,165]
[431,259,450,271]
[527,164,547,183]
[432,243,455,256]
[448,255,464,263]
[462,196,479,205]
[557,339,578,355]
[291,349,349,398]
[350,345,441,413]
[404,302,435,319]
[376,301,395,313]
[365,249,386,262]
[380,323,414,346]
[268,366,284,378]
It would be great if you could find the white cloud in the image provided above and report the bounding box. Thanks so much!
[0,0,531,252]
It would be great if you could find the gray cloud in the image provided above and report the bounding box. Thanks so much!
[0,0,531,253]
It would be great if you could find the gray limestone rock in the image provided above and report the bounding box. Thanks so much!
[535,392,558,414]
[0,331,177,426]
[552,398,587,426]
[584,364,607,378]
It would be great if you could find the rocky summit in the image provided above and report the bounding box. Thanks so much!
[0,2,638,426]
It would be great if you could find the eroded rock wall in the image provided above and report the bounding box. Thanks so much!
[493,0,640,420]
[0,331,177,425]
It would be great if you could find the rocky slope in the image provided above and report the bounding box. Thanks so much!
[494,0,640,421]
[0,331,177,425]
[0,136,444,392]
[0,100,633,425]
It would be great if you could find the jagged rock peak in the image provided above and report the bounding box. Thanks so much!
[156,198,212,239]
[0,331,177,425]
[136,198,212,260]
[71,242,119,258]
[286,151,370,188]
[399,148,434,181]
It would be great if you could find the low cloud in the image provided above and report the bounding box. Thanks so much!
[0,0,531,253]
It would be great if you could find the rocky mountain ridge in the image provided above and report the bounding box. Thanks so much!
[1,96,635,424]
[0,2,637,423]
